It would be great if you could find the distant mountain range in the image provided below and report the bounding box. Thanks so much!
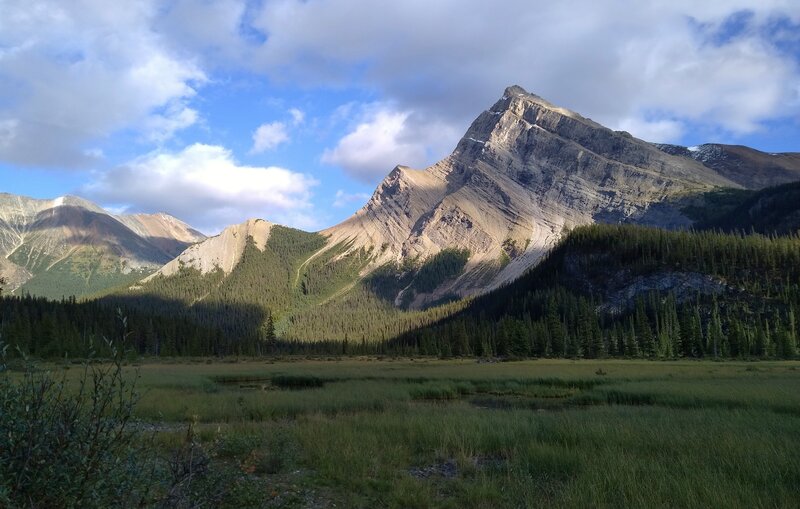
[0,194,205,298]
[2,85,800,346]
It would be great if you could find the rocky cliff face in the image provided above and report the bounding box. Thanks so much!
[322,86,745,305]
[0,193,205,296]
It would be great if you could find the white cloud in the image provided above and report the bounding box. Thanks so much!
[154,0,251,68]
[251,122,290,153]
[0,0,206,167]
[0,119,19,150]
[251,0,800,145]
[3,0,799,182]
[615,118,685,144]
[82,143,318,233]
[322,105,430,182]
[333,189,371,208]
[289,108,305,126]
[143,104,200,143]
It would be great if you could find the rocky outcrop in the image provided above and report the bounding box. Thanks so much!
[142,219,273,281]
[322,86,742,304]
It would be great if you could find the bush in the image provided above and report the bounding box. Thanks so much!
[0,310,154,508]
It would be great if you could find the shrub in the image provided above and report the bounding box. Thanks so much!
[0,310,154,508]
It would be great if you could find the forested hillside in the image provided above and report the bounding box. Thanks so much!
[0,226,467,357]
[689,181,800,235]
[397,224,800,359]
[4,223,799,360]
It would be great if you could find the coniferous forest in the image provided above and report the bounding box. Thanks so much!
[396,224,800,359]
[2,219,798,360]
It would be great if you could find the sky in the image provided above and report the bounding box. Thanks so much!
[0,1,799,234]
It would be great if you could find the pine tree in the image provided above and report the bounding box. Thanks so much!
[634,299,654,357]
[546,302,565,357]
[625,318,639,357]
[707,300,725,359]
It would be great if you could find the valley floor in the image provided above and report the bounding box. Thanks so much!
[46,359,800,507]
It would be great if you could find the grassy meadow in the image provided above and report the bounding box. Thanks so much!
[36,358,788,508]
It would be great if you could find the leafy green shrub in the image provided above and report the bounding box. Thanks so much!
[0,311,154,508]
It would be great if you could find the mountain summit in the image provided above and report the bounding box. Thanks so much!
[138,86,800,313]
[321,85,766,306]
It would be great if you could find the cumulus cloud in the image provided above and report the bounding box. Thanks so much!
[333,189,371,208]
[153,0,251,68]
[143,105,200,143]
[82,143,318,233]
[289,108,305,126]
[322,102,463,182]
[615,118,686,144]
[322,106,431,182]
[0,0,206,167]
[251,122,290,153]
[251,0,800,145]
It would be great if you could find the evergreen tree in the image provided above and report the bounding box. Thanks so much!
[634,299,654,357]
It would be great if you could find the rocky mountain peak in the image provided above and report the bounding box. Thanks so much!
[141,218,274,282]
[129,86,800,312]
[115,212,206,258]
[321,86,756,306]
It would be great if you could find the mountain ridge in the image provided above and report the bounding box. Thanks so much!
[0,193,206,297]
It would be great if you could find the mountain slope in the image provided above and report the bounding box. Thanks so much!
[0,193,205,298]
[116,213,206,258]
[690,182,800,235]
[141,219,274,282]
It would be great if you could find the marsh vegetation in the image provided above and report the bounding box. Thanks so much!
[5,357,797,507]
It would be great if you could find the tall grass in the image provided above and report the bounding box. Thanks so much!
[23,357,800,507]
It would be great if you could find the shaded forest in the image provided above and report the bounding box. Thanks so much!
[396,224,800,359]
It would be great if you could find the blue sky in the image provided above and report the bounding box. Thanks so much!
[0,1,798,233]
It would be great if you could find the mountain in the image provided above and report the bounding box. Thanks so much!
[123,86,800,345]
[321,85,774,306]
[8,222,800,359]
[0,193,205,298]
[654,143,800,190]
[115,213,206,259]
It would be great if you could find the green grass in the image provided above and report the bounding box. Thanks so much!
[25,358,800,507]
